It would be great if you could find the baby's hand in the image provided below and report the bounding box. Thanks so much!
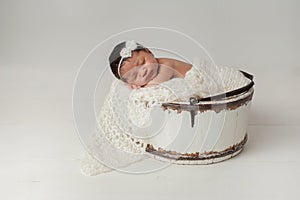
[127,83,158,90]
[128,84,140,90]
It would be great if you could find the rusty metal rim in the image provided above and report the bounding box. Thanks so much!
[161,70,254,113]
[161,89,253,114]
[146,134,248,161]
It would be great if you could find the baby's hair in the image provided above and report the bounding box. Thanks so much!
[109,41,146,79]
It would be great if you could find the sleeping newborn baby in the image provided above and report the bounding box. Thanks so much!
[108,40,249,100]
[109,40,193,89]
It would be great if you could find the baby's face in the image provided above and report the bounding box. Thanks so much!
[119,49,159,87]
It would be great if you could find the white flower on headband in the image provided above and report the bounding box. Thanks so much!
[120,40,138,58]
[126,40,137,50]
[117,40,140,78]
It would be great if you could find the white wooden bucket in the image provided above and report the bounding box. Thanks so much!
[145,71,254,164]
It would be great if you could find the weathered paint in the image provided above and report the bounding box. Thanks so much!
[144,88,254,164]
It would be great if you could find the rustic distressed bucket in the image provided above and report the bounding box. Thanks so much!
[145,70,254,164]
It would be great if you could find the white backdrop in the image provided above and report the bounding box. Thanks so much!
[1,0,299,125]
[0,0,299,200]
